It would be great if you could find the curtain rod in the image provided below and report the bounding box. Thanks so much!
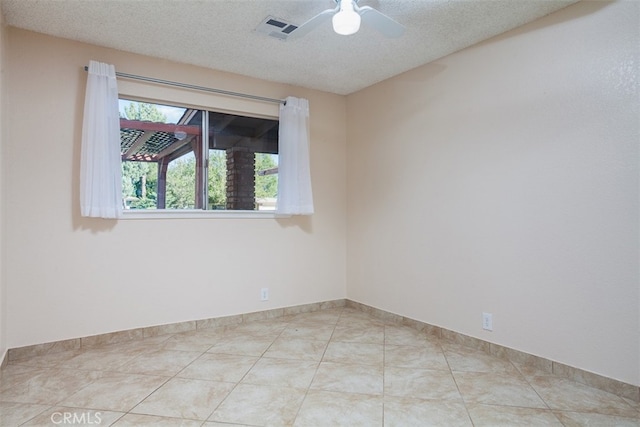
[83,66,285,105]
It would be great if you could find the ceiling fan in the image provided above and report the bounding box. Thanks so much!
[289,0,405,39]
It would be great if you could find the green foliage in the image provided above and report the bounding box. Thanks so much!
[255,153,278,199]
[208,150,227,209]
[130,195,157,209]
[122,161,157,209]
[166,156,196,209]
[121,101,165,209]
[124,102,166,123]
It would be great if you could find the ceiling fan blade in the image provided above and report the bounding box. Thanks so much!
[357,5,405,38]
[288,5,339,40]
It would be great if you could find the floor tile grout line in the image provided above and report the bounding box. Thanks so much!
[95,374,173,419]
[132,337,218,422]
[150,328,255,421]
[441,341,476,427]
[290,306,344,426]
[42,362,153,417]
[201,322,285,424]
[202,312,324,424]
[107,328,224,423]
[512,358,559,416]
[519,364,640,418]
[15,403,55,427]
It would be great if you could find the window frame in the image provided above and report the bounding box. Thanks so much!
[117,82,286,219]
[122,208,286,220]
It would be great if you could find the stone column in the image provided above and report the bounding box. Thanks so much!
[226,147,255,210]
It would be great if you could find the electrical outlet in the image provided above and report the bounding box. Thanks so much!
[261,288,269,301]
[482,312,493,331]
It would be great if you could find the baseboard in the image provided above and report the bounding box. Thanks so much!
[3,297,638,403]
[5,299,346,362]
[345,299,640,403]
[0,348,7,370]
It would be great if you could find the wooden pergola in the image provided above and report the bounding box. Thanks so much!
[120,109,278,209]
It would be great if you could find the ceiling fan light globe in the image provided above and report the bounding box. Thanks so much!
[332,10,361,35]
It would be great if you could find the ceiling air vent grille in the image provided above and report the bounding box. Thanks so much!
[255,16,298,41]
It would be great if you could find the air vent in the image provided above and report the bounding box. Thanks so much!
[255,16,298,41]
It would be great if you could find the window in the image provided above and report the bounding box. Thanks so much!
[119,99,278,211]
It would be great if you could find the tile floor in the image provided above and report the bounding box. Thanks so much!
[1,307,638,426]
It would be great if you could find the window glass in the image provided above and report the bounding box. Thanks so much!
[119,99,278,211]
[255,152,278,211]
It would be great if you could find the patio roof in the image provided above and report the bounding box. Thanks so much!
[120,109,278,163]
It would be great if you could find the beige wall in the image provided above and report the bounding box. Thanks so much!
[347,0,639,386]
[4,29,347,349]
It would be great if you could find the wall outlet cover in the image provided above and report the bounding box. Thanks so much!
[482,312,493,331]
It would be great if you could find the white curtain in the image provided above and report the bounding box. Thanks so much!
[80,60,122,219]
[277,96,314,215]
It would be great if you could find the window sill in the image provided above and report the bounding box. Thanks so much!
[121,209,290,220]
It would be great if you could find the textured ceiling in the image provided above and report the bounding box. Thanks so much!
[1,0,579,95]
